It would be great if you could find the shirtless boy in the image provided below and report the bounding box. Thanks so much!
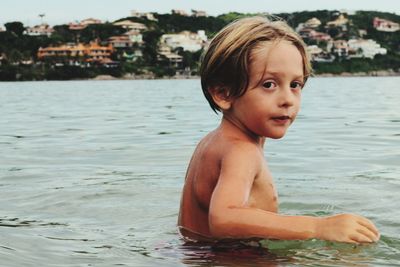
[178,17,379,244]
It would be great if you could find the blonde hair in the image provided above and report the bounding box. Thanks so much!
[200,16,312,112]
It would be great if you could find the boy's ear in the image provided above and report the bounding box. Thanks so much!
[208,86,233,111]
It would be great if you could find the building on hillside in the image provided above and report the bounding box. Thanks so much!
[113,20,147,31]
[68,18,102,30]
[122,50,143,62]
[80,18,103,26]
[108,30,143,50]
[327,39,349,57]
[69,22,87,30]
[0,53,5,65]
[158,45,183,68]
[25,24,54,36]
[125,30,143,43]
[37,42,114,65]
[191,10,207,17]
[130,10,157,21]
[298,28,331,42]
[373,17,400,32]
[304,17,321,28]
[108,36,134,48]
[347,39,387,58]
[358,29,368,37]
[160,30,207,52]
[327,14,348,27]
[327,14,349,31]
[307,45,335,62]
[172,9,189,16]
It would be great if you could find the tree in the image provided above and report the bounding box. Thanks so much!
[142,29,162,65]
[5,21,25,37]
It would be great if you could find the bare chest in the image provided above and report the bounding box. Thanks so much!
[247,164,278,212]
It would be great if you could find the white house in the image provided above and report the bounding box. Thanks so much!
[25,24,54,36]
[160,30,207,52]
[125,30,143,43]
[192,10,207,17]
[327,40,349,57]
[348,39,387,59]
[81,18,103,26]
[158,45,183,67]
[304,17,321,28]
[130,10,157,21]
[113,20,147,31]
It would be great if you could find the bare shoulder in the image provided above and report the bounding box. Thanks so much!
[223,140,263,165]
[219,140,264,179]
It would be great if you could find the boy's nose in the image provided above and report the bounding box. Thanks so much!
[278,87,295,108]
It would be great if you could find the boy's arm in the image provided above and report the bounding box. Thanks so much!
[208,144,379,243]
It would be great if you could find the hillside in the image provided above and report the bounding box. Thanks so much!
[0,10,399,81]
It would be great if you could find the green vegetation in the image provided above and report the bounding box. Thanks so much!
[0,10,399,81]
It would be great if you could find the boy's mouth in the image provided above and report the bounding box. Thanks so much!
[271,116,291,124]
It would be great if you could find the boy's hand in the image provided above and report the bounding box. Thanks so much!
[316,214,380,244]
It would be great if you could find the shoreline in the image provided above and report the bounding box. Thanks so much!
[1,71,399,83]
[93,70,400,81]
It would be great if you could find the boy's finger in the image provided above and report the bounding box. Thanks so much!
[357,218,379,237]
[350,233,373,244]
[357,227,378,242]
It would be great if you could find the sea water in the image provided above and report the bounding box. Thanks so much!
[0,77,399,266]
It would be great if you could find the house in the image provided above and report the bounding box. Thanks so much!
[37,42,114,64]
[69,22,87,31]
[172,9,189,16]
[108,30,143,49]
[113,20,147,31]
[348,39,387,59]
[130,10,157,21]
[160,30,207,52]
[125,30,143,44]
[0,53,5,65]
[327,14,348,27]
[307,45,335,62]
[68,18,102,31]
[327,14,349,31]
[122,50,143,62]
[373,17,400,32]
[108,36,134,48]
[304,17,321,28]
[85,42,114,63]
[25,24,54,36]
[81,18,103,26]
[298,28,331,42]
[192,10,207,17]
[158,45,183,67]
[328,40,349,57]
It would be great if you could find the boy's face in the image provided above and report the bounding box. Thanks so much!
[227,40,304,139]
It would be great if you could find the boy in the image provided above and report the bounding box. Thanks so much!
[178,17,379,244]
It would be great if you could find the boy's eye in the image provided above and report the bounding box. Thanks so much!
[262,81,276,90]
[290,81,303,90]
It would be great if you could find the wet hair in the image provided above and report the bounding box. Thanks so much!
[200,16,312,113]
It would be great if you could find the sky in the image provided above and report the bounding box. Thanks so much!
[1,0,400,27]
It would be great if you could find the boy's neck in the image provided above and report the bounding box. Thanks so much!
[220,115,266,148]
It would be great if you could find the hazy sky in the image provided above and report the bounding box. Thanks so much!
[2,0,400,26]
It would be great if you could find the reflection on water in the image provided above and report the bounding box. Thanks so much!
[0,77,399,266]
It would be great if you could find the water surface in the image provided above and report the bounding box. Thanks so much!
[0,77,399,266]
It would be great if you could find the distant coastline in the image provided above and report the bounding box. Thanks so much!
[1,10,399,82]
[90,70,400,81]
